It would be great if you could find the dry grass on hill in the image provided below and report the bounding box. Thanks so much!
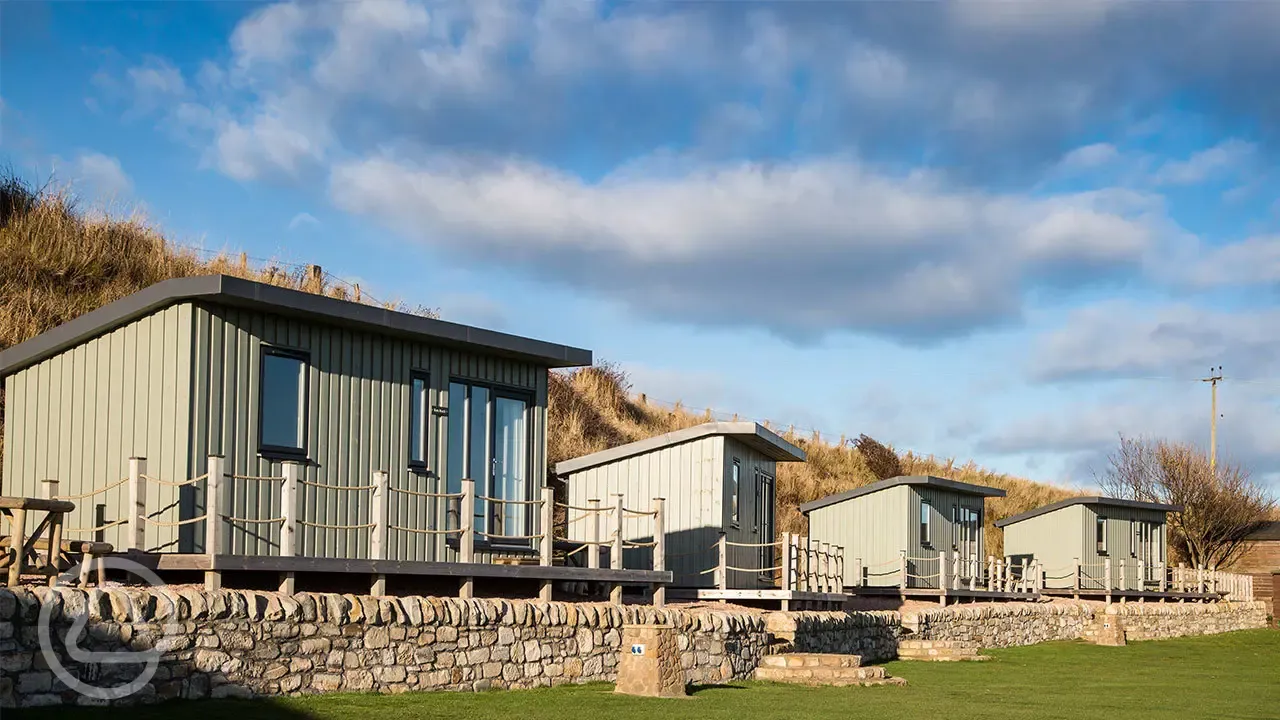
[1,172,1081,555]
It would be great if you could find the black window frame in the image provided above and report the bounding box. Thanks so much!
[446,376,536,541]
[408,370,431,473]
[919,499,932,547]
[257,345,310,461]
[1096,515,1108,555]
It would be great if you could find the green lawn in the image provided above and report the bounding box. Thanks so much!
[21,630,1279,720]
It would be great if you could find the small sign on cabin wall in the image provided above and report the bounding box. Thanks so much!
[630,644,646,655]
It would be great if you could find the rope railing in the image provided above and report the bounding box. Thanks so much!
[223,515,285,525]
[556,502,611,513]
[474,530,544,541]
[53,477,129,501]
[144,514,209,528]
[229,474,285,483]
[475,495,543,506]
[64,518,128,534]
[296,519,375,530]
[621,539,658,548]
[298,479,375,491]
[141,473,208,488]
[389,525,462,535]
[621,507,658,517]
[388,487,462,500]
[725,539,782,548]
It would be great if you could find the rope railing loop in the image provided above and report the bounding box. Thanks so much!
[297,479,375,491]
[53,477,129,501]
[475,496,542,506]
[474,530,544,541]
[230,474,286,483]
[223,515,285,525]
[296,519,376,530]
[388,487,463,500]
[557,502,610,513]
[142,473,209,488]
[144,514,210,528]
[389,525,463,535]
[621,539,658,548]
[621,508,658,517]
[64,518,128,533]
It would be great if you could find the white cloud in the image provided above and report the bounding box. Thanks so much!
[67,152,134,201]
[230,2,310,69]
[329,152,1159,341]
[287,212,320,231]
[1032,302,1280,381]
[1056,142,1119,171]
[1151,139,1256,185]
[845,43,909,99]
[127,56,186,100]
[1182,235,1280,288]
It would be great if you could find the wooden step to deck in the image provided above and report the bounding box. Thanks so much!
[754,654,905,687]
[896,639,991,662]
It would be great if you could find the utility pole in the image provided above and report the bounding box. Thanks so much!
[1201,366,1223,470]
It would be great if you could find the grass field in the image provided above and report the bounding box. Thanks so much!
[21,630,1278,720]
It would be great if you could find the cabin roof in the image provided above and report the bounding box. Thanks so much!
[555,421,806,476]
[1245,520,1280,541]
[798,475,1006,514]
[993,496,1183,528]
[0,274,593,376]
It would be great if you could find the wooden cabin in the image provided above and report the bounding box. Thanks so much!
[801,475,1004,591]
[555,422,806,592]
[0,275,671,598]
[996,497,1180,592]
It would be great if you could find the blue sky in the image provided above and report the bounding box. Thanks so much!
[6,1,1280,491]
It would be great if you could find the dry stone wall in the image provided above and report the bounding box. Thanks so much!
[0,587,767,709]
[764,611,900,663]
[906,601,1269,648]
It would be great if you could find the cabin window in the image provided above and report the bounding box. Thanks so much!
[258,347,308,459]
[1096,516,1108,554]
[409,372,430,470]
[730,460,741,527]
[920,501,932,546]
[951,505,959,549]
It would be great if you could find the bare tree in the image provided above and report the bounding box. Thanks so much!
[1100,435,1274,569]
[854,434,903,481]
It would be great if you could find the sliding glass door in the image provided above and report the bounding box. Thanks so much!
[447,380,531,541]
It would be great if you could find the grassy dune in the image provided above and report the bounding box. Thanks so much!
[1,174,1080,554]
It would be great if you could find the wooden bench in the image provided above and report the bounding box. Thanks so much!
[1,496,76,586]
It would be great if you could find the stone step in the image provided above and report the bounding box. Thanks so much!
[897,639,973,650]
[760,653,862,669]
[896,640,991,662]
[754,655,906,687]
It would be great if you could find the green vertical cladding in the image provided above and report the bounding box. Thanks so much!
[562,435,767,588]
[0,304,195,552]
[191,303,547,561]
[808,485,910,588]
[808,486,994,589]
[1002,503,1172,590]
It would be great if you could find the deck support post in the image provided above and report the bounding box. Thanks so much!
[128,457,146,553]
[42,480,64,587]
[651,497,665,609]
[538,486,555,603]
[781,532,793,592]
[204,455,223,592]
[587,499,601,570]
[279,462,299,595]
[6,507,28,587]
[610,494,625,604]
[458,478,475,600]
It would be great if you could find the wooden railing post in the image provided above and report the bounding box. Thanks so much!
[204,455,223,592]
[1104,558,1113,602]
[854,555,864,589]
[1021,558,1029,593]
[41,480,63,586]
[5,506,28,587]
[128,457,146,552]
[279,462,299,595]
[458,478,475,600]
[369,470,390,596]
[1197,564,1205,594]
[987,555,995,592]
[610,494,624,604]
[651,497,665,609]
[836,545,845,591]
[1159,560,1167,592]
[781,531,794,591]
[538,486,556,602]
[717,533,728,591]
[587,498,601,570]
[899,549,907,595]
[940,551,951,593]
